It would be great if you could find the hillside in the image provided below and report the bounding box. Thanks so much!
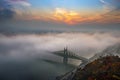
[72,56,120,80]
[89,43,120,62]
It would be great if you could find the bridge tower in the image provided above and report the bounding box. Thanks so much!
[63,47,68,64]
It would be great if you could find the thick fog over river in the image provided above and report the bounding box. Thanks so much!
[0,32,120,80]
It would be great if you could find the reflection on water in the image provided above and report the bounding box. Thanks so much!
[0,57,75,80]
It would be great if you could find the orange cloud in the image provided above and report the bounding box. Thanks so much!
[51,8,84,24]
[19,8,120,25]
[50,8,103,25]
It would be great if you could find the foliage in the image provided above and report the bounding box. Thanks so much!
[73,56,120,80]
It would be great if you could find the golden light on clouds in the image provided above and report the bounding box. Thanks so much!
[52,8,83,24]
[50,8,103,24]
[19,8,120,25]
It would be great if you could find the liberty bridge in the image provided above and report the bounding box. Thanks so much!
[51,47,88,64]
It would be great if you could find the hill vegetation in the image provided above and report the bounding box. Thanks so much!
[72,56,120,80]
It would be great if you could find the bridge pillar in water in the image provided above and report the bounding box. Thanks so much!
[63,48,68,64]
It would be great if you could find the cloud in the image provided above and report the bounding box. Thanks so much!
[98,0,120,23]
[0,0,119,24]
[10,0,31,7]
[0,32,120,58]
[100,0,120,12]
[26,7,120,25]
[0,0,31,21]
[0,0,15,21]
[42,1,120,24]
[11,0,31,19]
[53,8,79,24]
[37,8,102,25]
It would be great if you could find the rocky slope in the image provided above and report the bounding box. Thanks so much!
[72,56,120,80]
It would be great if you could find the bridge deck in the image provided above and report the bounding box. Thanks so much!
[52,50,88,62]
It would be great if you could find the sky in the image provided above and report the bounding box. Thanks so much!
[0,1,120,79]
[0,0,120,33]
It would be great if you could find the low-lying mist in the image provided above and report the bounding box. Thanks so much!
[0,32,120,80]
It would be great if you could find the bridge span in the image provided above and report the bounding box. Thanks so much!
[51,48,88,64]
